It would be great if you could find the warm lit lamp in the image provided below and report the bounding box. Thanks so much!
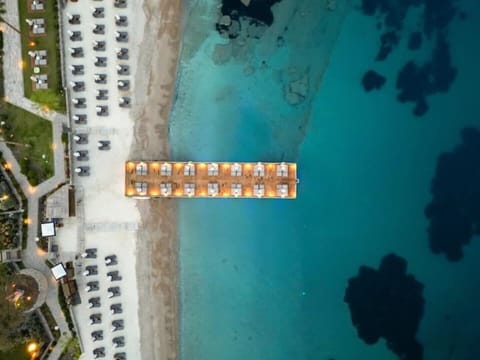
[27,341,38,353]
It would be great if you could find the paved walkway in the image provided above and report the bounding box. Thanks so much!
[2,1,71,359]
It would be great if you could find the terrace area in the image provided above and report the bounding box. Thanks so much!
[17,0,65,112]
[125,161,298,199]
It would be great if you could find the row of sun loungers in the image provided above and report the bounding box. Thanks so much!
[82,249,127,358]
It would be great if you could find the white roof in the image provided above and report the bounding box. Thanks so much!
[184,163,195,176]
[184,183,195,196]
[51,263,67,280]
[41,222,56,237]
[135,182,148,195]
[231,163,242,176]
[136,162,147,176]
[253,183,265,197]
[254,163,265,177]
[231,183,242,197]
[276,184,289,197]
[161,163,172,176]
[207,183,219,196]
[276,163,288,177]
[160,182,172,196]
[208,163,219,176]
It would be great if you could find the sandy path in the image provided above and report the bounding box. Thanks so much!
[130,0,183,359]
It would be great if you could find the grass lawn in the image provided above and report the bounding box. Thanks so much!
[59,337,81,360]
[17,0,65,113]
[0,102,54,185]
[0,343,29,360]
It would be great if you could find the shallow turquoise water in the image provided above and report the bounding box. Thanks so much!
[170,1,480,359]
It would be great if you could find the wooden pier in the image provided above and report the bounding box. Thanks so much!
[125,161,298,199]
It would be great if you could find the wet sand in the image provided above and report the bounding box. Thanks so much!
[130,0,183,359]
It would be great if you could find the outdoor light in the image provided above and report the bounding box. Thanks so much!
[27,341,38,353]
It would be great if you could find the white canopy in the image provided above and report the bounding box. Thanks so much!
[253,183,265,197]
[184,162,195,176]
[276,184,289,197]
[254,163,265,177]
[208,163,219,176]
[136,162,148,176]
[276,162,288,177]
[160,182,172,196]
[161,163,172,176]
[231,183,242,197]
[135,182,148,195]
[184,183,195,196]
[207,183,219,196]
[231,163,242,176]
[51,263,67,280]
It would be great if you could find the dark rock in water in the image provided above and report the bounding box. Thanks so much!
[216,0,278,40]
[423,0,458,36]
[408,31,422,50]
[276,35,285,47]
[376,31,399,61]
[413,98,428,117]
[429,36,457,93]
[220,0,282,26]
[362,70,386,92]
[396,61,428,110]
[396,35,456,116]
[345,254,424,360]
[425,128,480,261]
[359,0,460,114]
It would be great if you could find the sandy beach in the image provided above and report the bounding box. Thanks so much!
[130,0,183,359]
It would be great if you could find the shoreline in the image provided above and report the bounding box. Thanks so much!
[130,0,183,359]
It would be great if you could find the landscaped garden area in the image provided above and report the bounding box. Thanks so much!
[59,337,81,360]
[0,103,54,185]
[0,264,48,359]
[0,12,55,186]
[0,172,22,250]
[17,0,65,112]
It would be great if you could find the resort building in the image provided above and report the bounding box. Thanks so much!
[125,161,298,199]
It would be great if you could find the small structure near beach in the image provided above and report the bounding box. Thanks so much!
[28,50,48,66]
[30,0,45,12]
[26,18,46,35]
[30,74,48,90]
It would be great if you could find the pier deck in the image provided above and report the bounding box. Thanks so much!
[125,161,298,199]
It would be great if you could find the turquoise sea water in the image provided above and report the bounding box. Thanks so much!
[170,0,480,359]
